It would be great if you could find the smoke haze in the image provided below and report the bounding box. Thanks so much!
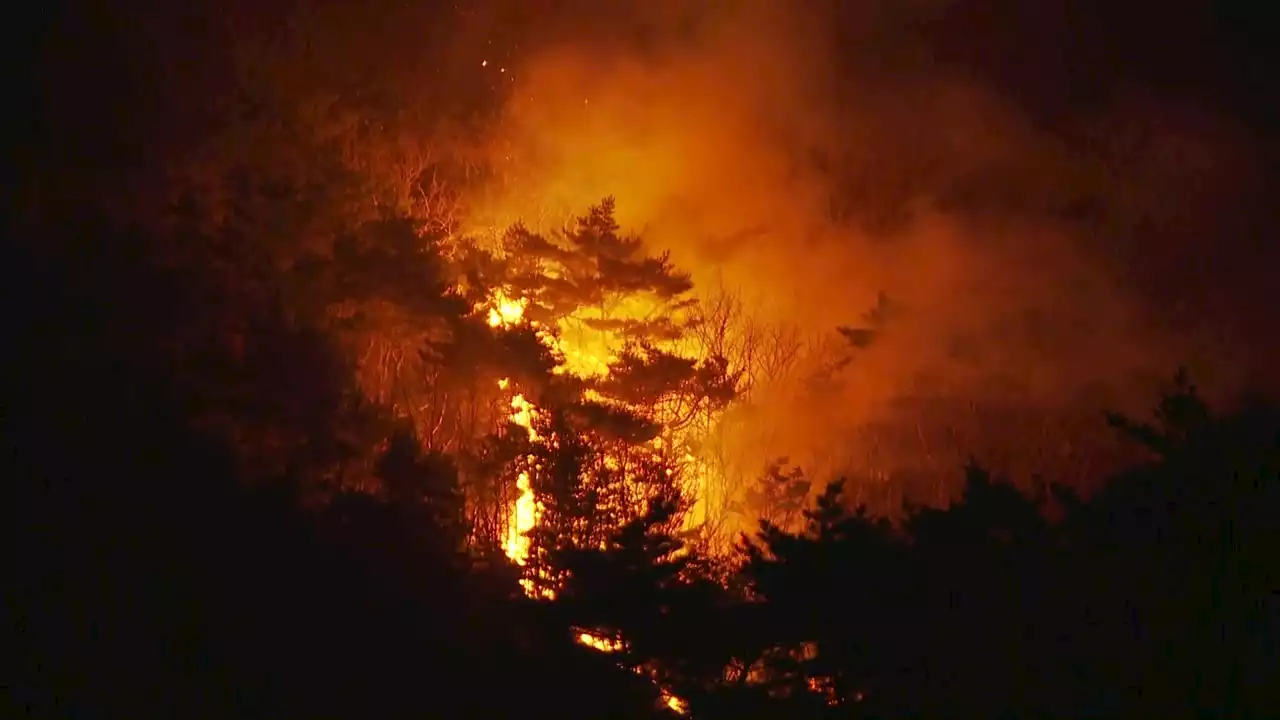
[448,0,1276,491]
[25,0,1276,495]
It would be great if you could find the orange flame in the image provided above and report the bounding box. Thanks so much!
[576,629,624,653]
[486,289,528,328]
[481,285,692,713]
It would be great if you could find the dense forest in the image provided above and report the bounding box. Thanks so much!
[8,2,1280,717]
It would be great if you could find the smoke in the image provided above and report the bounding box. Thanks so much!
[454,0,1273,492]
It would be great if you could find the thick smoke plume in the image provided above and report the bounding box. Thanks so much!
[45,0,1267,500]
[455,0,1273,495]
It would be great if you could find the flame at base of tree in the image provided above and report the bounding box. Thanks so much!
[502,471,538,564]
[463,198,866,715]
[471,201,741,581]
[500,390,551,597]
[573,628,689,715]
[471,204,714,713]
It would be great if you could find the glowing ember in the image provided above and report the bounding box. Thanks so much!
[576,629,624,653]
[573,629,689,714]
[807,675,841,706]
[661,691,689,714]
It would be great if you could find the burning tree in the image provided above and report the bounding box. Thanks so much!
[518,407,685,595]
[457,198,747,566]
[283,218,514,486]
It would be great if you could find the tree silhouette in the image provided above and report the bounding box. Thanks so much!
[12,203,1280,718]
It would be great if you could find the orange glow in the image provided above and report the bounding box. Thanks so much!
[443,0,1232,531]
[501,388,545,594]
[500,390,543,588]
[476,228,729,572]
[503,470,538,565]
[661,691,689,714]
[807,675,841,706]
[575,629,624,653]
[482,283,545,579]
[573,629,689,715]
[509,393,540,442]
[486,289,528,328]
[481,275,695,713]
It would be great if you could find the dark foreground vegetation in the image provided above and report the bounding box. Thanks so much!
[6,210,1279,719]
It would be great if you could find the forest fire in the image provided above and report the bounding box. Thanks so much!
[22,0,1280,717]
[481,283,542,572]
[483,277,696,712]
[576,629,624,653]
[486,289,528,329]
[502,470,537,563]
[575,629,689,714]
[475,232,726,570]
[501,391,542,584]
[482,287,542,573]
